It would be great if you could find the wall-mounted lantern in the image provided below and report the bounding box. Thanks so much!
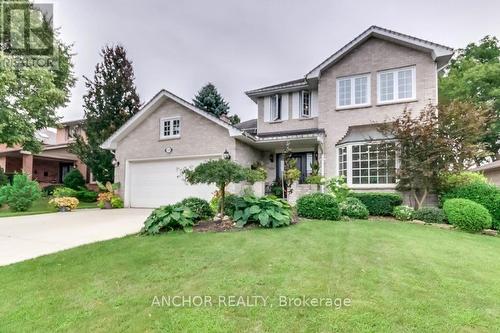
[223,149,231,160]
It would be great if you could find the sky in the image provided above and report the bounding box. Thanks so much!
[42,0,500,122]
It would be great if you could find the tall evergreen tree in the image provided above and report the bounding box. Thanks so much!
[193,83,230,117]
[70,45,141,183]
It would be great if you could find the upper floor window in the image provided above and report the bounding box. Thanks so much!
[160,117,181,139]
[377,66,416,104]
[336,74,370,109]
[300,90,310,118]
[270,94,282,121]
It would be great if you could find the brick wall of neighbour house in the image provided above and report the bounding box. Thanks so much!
[113,99,239,198]
[6,157,22,173]
[318,37,437,180]
[33,159,59,183]
[256,92,319,134]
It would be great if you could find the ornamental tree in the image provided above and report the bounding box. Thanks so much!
[182,159,264,215]
[0,0,75,153]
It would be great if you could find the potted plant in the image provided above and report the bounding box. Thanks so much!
[96,181,121,209]
[49,197,79,212]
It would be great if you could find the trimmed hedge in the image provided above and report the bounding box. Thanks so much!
[350,192,402,216]
[443,198,492,233]
[414,207,446,224]
[63,169,86,190]
[76,190,98,203]
[441,182,500,229]
[339,197,369,219]
[296,193,340,221]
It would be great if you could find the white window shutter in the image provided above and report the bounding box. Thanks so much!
[263,96,270,122]
[311,90,319,117]
[292,92,300,119]
[281,93,289,120]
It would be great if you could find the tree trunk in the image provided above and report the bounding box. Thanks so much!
[219,183,225,216]
[412,188,428,210]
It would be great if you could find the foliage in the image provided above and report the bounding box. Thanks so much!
[268,180,283,198]
[441,182,500,229]
[228,114,240,125]
[325,176,351,202]
[53,187,77,198]
[296,193,341,221]
[97,181,120,194]
[281,142,296,197]
[0,174,41,212]
[439,36,500,159]
[379,104,486,209]
[350,192,403,216]
[443,198,492,232]
[63,169,86,190]
[42,184,61,196]
[182,159,252,215]
[0,1,75,153]
[75,190,98,203]
[438,171,488,194]
[0,167,8,187]
[110,196,124,209]
[393,205,414,221]
[141,205,198,234]
[193,83,230,117]
[70,45,141,182]
[285,168,301,184]
[305,175,324,185]
[231,195,292,228]
[414,207,447,224]
[339,197,369,219]
[178,197,214,220]
[49,197,79,210]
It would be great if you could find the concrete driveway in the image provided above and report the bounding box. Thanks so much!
[0,208,152,266]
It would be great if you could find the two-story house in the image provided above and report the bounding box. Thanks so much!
[101,26,453,208]
[0,120,91,187]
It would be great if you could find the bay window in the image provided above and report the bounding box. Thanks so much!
[377,66,416,104]
[336,74,370,109]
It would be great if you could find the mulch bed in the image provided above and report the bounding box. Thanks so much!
[193,213,300,233]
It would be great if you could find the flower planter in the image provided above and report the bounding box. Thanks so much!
[58,206,71,213]
[103,201,112,209]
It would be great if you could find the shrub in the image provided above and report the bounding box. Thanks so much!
[141,205,198,234]
[438,171,488,194]
[393,205,414,221]
[75,190,98,203]
[231,195,292,228]
[0,166,8,187]
[42,184,61,196]
[63,169,86,190]
[325,176,351,202]
[414,207,446,224]
[339,197,369,219]
[110,196,124,208]
[296,193,340,221]
[53,187,77,198]
[269,180,283,198]
[0,173,41,212]
[350,192,403,216]
[441,182,500,229]
[443,198,492,232]
[49,197,79,211]
[179,197,213,220]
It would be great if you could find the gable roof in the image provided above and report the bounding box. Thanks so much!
[100,89,244,150]
[470,160,500,172]
[306,26,454,79]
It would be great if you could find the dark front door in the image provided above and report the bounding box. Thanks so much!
[59,163,73,183]
[276,152,315,183]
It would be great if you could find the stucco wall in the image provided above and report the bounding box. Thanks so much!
[318,37,437,178]
[483,169,500,186]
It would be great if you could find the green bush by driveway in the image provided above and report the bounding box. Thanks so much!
[443,198,492,232]
[1,220,500,332]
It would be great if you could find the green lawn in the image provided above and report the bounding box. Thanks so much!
[0,197,97,218]
[1,220,499,332]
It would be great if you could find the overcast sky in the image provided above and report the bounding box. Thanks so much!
[44,0,500,122]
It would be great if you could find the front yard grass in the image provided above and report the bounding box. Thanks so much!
[1,219,499,332]
[0,197,97,218]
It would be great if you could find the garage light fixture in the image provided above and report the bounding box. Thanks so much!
[111,158,120,167]
[223,149,231,160]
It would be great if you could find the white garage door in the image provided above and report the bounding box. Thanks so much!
[127,157,216,208]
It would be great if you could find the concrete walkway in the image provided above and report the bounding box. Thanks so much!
[0,208,152,266]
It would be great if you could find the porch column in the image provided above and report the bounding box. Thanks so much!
[75,161,87,182]
[0,156,6,171]
[22,154,34,179]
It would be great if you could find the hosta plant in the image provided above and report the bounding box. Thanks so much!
[141,205,198,234]
[393,205,415,221]
[49,197,79,211]
[231,195,292,228]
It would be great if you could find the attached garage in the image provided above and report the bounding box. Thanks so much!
[126,156,217,208]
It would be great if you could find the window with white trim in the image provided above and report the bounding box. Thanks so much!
[338,147,347,178]
[160,117,181,139]
[300,90,310,118]
[270,94,282,121]
[336,74,370,108]
[377,66,416,103]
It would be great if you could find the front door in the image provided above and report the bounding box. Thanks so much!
[59,163,73,183]
[276,152,315,183]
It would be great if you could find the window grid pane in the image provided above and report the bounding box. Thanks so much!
[351,143,396,184]
[398,69,412,99]
[172,119,180,135]
[338,147,347,178]
[338,79,351,106]
[354,76,368,105]
[301,91,310,117]
[380,72,394,101]
[163,120,171,137]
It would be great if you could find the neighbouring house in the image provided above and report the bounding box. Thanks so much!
[470,160,500,185]
[0,120,92,188]
[101,26,454,208]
